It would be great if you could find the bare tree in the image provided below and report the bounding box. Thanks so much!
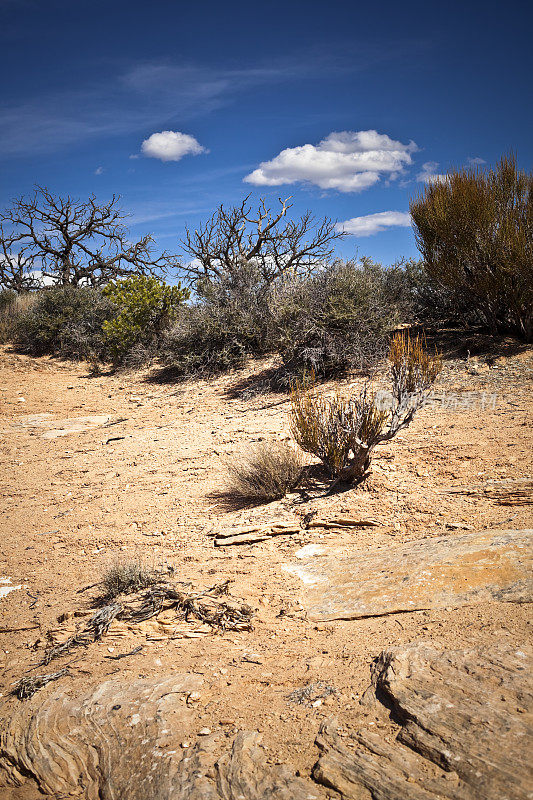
[0,226,41,292]
[0,186,179,289]
[182,195,343,291]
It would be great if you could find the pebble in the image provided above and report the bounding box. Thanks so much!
[198,727,211,736]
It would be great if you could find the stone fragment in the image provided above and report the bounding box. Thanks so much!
[286,529,532,621]
[314,641,533,800]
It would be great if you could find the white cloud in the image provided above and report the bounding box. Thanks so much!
[94,166,104,175]
[337,211,412,237]
[467,156,486,166]
[417,161,448,184]
[140,131,207,162]
[244,130,417,193]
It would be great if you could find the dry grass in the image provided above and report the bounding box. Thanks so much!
[0,292,36,343]
[225,441,305,503]
[100,558,156,601]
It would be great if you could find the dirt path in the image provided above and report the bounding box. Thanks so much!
[0,344,532,798]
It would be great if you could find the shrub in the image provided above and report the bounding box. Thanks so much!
[102,275,189,364]
[160,273,271,377]
[290,332,442,485]
[0,291,36,343]
[13,285,116,359]
[272,259,406,379]
[100,559,156,601]
[225,441,304,503]
[410,154,533,341]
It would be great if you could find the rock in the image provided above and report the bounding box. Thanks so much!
[0,675,315,799]
[285,529,533,621]
[313,641,533,800]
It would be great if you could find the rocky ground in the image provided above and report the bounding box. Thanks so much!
[0,336,531,798]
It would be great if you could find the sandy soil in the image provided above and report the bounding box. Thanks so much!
[0,341,532,798]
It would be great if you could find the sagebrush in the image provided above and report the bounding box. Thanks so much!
[290,332,442,485]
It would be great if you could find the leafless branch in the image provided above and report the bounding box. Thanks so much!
[182,196,343,290]
[0,186,181,288]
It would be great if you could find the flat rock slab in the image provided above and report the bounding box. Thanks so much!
[8,413,110,438]
[314,641,533,800]
[0,675,317,800]
[285,529,533,621]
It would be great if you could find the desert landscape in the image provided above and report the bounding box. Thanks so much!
[1,0,531,795]
[0,332,531,798]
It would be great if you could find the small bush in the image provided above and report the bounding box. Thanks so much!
[225,441,304,503]
[0,291,37,343]
[13,286,115,358]
[102,275,189,365]
[290,332,442,485]
[272,259,405,379]
[161,301,258,377]
[100,559,156,600]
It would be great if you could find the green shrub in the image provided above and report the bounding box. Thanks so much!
[13,286,116,358]
[225,441,304,502]
[410,154,533,341]
[290,332,442,485]
[272,259,405,379]
[102,275,189,364]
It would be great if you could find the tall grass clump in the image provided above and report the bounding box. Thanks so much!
[225,441,304,503]
[100,558,156,601]
[290,332,442,485]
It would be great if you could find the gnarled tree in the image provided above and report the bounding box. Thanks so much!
[0,186,179,289]
[182,195,343,296]
[0,227,40,292]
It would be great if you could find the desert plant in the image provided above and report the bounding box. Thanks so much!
[100,559,156,601]
[0,291,37,343]
[272,259,405,378]
[225,441,305,503]
[410,154,533,341]
[13,285,116,358]
[290,332,442,485]
[101,275,189,364]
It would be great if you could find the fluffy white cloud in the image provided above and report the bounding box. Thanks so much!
[94,166,104,175]
[467,156,486,166]
[337,211,412,237]
[141,130,207,162]
[244,130,417,193]
[417,161,448,184]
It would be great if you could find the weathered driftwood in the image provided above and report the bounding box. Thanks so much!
[286,528,533,621]
[213,517,380,546]
[0,675,316,799]
[214,523,300,547]
[448,477,533,505]
[314,641,533,800]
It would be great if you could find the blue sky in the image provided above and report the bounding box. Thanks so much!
[1,0,531,271]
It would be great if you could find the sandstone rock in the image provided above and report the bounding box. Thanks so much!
[314,641,533,800]
[285,529,532,621]
[0,674,315,799]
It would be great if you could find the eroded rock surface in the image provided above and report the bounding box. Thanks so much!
[286,529,532,621]
[314,641,533,800]
[0,674,317,800]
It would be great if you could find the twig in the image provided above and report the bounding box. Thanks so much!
[105,645,143,660]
